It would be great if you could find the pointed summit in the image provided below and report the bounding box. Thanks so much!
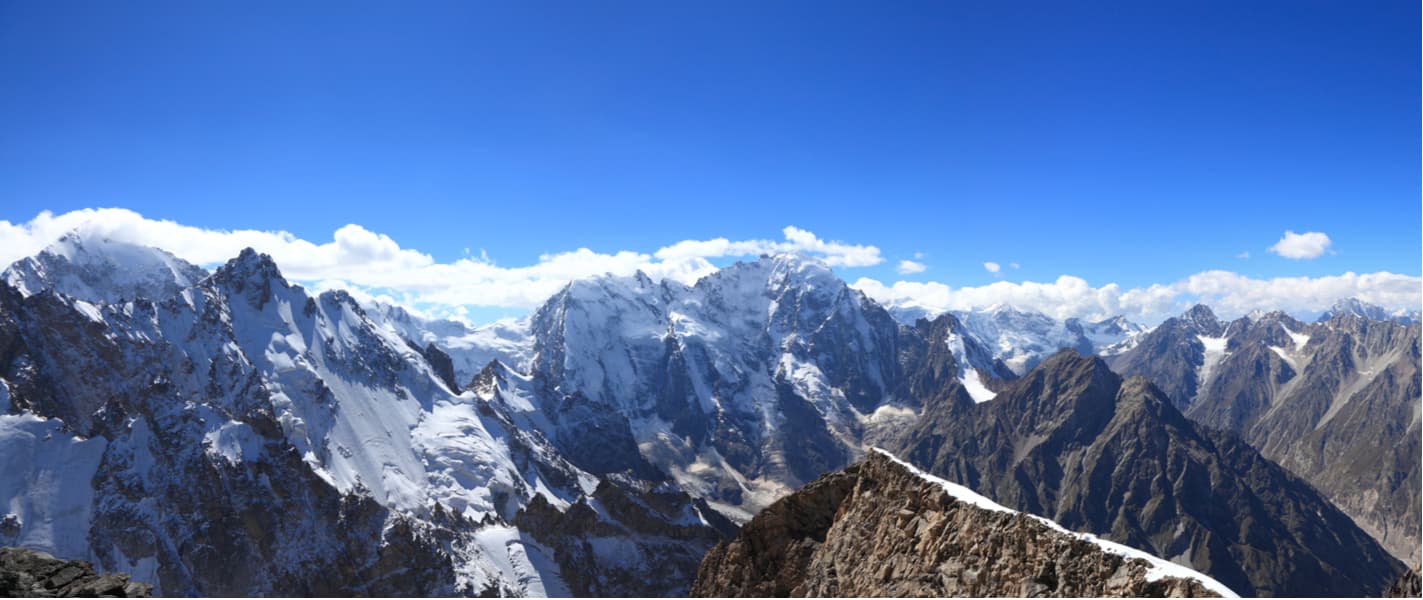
[209,248,289,309]
[1180,304,1222,334]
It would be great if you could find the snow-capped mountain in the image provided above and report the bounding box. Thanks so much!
[882,301,1147,375]
[950,304,1147,374]
[1319,297,1421,325]
[0,234,1410,597]
[3,233,208,304]
[527,254,915,518]
[0,239,727,597]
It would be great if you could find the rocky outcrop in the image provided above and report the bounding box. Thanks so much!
[0,548,152,597]
[692,451,1230,598]
[1387,567,1421,598]
[891,350,1404,597]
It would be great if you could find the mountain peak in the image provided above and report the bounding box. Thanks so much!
[2,232,208,303]
[209,248,290,307]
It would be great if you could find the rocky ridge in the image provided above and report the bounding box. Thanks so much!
[691,450,1232,598]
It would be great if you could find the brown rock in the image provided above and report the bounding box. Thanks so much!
[692,452,1225,598]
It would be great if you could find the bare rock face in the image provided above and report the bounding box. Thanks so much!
[692,452,1227,598]
[1387,567,1421,598]
[0,547,152,597]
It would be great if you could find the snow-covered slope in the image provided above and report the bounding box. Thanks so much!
[3,233,208,304]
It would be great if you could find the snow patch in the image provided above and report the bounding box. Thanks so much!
[943,332,996,402]
[202,420,264,465]
[1268,346,1297,369]
[1281,323,1310,349]
[959,369,997,403]
[863,404,918,423]
[1196,335,1229,392]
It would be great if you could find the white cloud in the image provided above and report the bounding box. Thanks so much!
[896,260,927,275]
[1269,230,1332,259]
[852,269,1421,325]
[650,225,882,268]
[1,208,1415,327]
[0,209,884,320]
[983,261,1001,273]
[1236,251,1250,259]
[1008,262,1020,270]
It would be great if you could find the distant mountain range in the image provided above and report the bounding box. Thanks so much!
[0,232,1413,596]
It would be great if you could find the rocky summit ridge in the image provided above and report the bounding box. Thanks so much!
[691,450,1234,598]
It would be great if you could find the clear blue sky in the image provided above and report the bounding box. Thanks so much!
[1,1,1418,289]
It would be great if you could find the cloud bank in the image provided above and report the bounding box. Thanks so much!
[0,208,1416,325]
[0,209,882,316]
[851,270,1421,324]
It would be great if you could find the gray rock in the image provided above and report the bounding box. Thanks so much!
[0,547,152,597]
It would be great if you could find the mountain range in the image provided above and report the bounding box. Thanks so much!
[0,232,1414,596]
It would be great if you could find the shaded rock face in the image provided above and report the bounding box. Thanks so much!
[514,481,736,597]
[890,350,1403,597]
[691,452,1224,598]
[1111,308,1422,564]
[0,547,152,597]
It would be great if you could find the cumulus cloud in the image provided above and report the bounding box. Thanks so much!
[0,209,884,319]
[1,208,1414,327]
[852,269,1421,325]
[897,260,927,275]
[1269,230,1332,259]
[983,262,1001,273]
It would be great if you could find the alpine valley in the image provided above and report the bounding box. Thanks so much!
[0,233,1415,597]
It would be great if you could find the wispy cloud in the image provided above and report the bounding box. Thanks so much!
[1269,230,1332,259]
[897,260,926,274]
[983,261,1001,273]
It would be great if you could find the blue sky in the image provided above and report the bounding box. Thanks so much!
[0,1,1418,323]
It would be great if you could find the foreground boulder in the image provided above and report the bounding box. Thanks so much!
[691,450,1233,598]
[0,548,152,597]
